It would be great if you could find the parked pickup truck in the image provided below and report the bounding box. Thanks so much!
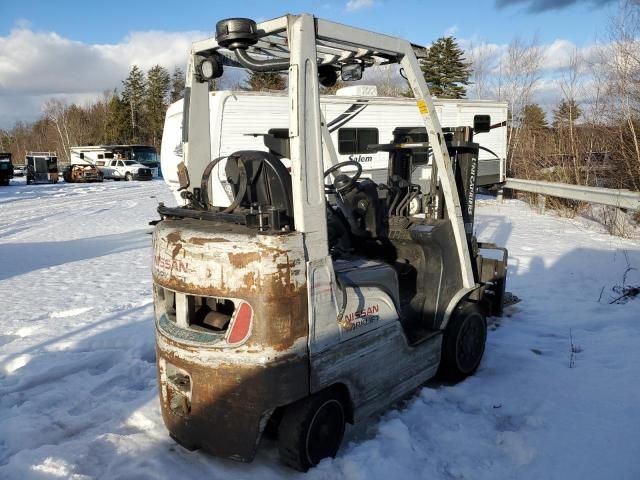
[0,153,13,186]
[97,159,153,181]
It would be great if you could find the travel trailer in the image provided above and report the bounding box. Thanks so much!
[161,87,507,207]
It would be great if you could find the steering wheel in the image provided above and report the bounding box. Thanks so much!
[324,160,363,193]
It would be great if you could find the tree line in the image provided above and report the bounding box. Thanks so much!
[0,65,186,164]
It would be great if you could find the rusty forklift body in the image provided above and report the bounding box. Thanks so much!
[153,14,509,470]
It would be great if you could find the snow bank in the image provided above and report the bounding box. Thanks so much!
[1,181,639,479]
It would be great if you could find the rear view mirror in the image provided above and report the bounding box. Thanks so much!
[473,115,491,133]
[341,63,363,82]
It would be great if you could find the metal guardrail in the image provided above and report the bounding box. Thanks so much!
[504,178,640,210]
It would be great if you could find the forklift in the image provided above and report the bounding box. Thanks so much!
[152,14,509,471]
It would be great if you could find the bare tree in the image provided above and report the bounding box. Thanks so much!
[605,0,640,190]
[366,65,405,97]
[43,99,72,162]
[495,36,543,173]
[466,41,497,99]
[556,48,584,183]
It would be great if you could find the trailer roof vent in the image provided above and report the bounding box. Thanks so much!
[215,18,258,50]
[335,85,378,97]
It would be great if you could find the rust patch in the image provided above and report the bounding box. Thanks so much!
[228,252,261,269]
[172,243,183,259]
[190,237,230,245]
[166,231,182,244]
[243,271,258,289]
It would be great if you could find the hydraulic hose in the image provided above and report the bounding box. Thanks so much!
[234,48,337,72]
[235,49,289,72]
[478,145,501,160]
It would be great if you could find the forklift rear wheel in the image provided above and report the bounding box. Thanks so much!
[439,302,487,381]
[278,392,346,471]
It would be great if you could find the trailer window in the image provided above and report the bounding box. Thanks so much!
[105,153,114,159]
[98,154,104,159]
[338,128,378,154]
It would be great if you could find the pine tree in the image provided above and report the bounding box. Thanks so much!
[420,37,471,99]
[245,71,286,91]
[170,67,186,102]
[521,104,548,129]
[552,99,581,128]
[104,91,128,144]
[121,65,146,143]
[145,65,171,148]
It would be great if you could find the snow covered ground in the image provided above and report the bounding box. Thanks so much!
[1,178,639,479]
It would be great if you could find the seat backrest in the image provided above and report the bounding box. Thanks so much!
[264,129,290,159]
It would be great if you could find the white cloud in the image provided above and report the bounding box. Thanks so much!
[463,36,606,75]
[345,0,375,12]
[444,25,459,37]
[541,39,579,70]
[0,27,208,128]
[460,35,616,112]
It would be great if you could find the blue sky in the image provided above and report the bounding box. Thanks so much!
[0,0,618,127]
[0,0,613,47]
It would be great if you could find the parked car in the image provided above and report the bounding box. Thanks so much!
[13,164,26,177]
[97,159,153,181]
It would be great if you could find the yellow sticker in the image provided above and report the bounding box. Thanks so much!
[417,100,429,115]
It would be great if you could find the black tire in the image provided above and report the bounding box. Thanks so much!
[278,392,346,472]
[439,302,487,381]
[125,172,133,181]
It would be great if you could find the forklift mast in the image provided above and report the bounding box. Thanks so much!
[178,14,477,291]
